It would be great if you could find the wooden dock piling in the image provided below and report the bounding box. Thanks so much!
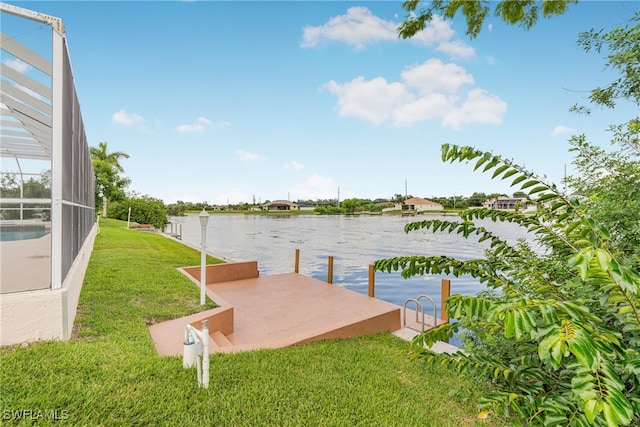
[368,264,375,297]
[441,278,450,322]
[294,249,300,273]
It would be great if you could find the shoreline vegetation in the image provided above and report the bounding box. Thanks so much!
[182,208,461,216]
[1,218,503,426]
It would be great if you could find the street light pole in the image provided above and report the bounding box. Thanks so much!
[199,208,210,305]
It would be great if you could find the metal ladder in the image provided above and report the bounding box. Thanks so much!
[402,295,437,333]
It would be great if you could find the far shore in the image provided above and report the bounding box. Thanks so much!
[180,209,461,216]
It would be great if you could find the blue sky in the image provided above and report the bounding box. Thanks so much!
[2,1,638,204]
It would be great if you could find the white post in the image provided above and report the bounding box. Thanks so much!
[50,23,64,290]
[200,230,206,305]
[199,208,209,305]
[201,319,209,389]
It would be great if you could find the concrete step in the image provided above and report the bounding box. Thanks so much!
[225,333,243,346]
[392,328,463,355]
[210,330,233,348]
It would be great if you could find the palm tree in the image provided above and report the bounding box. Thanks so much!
[90,141,130,217]
[90,141,129,172]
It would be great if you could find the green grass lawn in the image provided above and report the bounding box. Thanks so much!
[0,219,504,426]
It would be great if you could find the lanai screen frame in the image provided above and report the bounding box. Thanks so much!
[1,2,95,290]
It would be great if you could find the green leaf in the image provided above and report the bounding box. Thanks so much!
[502,168,518,179]
[567,329,597,369]
[504,310,515,338]
[536,193,556,202]
[584,399,601,424]
[528,185,549,195]
[520,180,539,189]
[492,164,509,179]
[569,253,589,280]
[603,402,620,427]
[595,249,611,272]
[511,175,527,186]
[543,413,567,426]
[538,330,559,362]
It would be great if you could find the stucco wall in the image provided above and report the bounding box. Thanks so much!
[0,290,64,345]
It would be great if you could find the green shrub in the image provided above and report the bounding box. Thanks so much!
[314,206,346,215]
[109,195,168,229]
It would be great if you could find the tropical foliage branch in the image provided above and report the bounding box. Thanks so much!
[374,144,640,426]
[397,0,577,39]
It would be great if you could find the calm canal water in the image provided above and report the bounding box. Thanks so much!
[169,213,533,318]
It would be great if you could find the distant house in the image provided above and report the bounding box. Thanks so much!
[398,197,443,212]
[483,196,528,211]
[298,203,316,211]
[263,200,299,211]
[376,201,394,209]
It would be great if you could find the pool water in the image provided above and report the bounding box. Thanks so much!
[0,227,51,242]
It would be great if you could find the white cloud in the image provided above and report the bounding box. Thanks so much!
[236,150,266,162]
[301,8,473,58]
[409,14,455,46]
[551,125,577,136]
[414,15,475,58]
[290,174,339,200]
[401,58,474,94]
[323,59,505,129]
[284,161,305,170]
[392,93,453,126]
[435,40,476,59]
[216,121,231,129]
[4,58,30,73]
[301,6,397,50]
[112,109,145,125]
[441,88,507,130]
[176,117,212,133]
[322,77,414,125]
[215,187,249,205]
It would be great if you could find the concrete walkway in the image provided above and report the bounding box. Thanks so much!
[0,234,51,294]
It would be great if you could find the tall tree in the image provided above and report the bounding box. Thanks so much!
[90,141,130,217]
[467,191,487,206]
